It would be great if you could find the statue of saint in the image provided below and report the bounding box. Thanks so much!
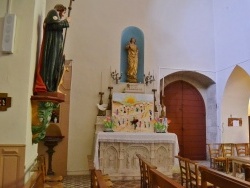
[34,4,70,93]
[126,37,139,83]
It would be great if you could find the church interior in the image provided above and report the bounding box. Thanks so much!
[0,0,250,187]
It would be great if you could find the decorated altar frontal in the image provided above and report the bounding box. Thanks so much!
[93,132,179,180]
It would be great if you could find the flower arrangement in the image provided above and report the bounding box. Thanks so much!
[103,116,116,132]
[153,118,168,133]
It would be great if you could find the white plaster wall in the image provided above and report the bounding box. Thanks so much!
[46,0,216,174]
[213,0,250,142]
[221,67,250,143]
[0,0,46,181]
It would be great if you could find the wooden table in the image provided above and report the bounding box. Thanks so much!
[228,156,250,176]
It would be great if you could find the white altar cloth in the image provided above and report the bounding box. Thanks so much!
[93,132,179,169]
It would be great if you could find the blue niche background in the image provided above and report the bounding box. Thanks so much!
[120,26,144,83]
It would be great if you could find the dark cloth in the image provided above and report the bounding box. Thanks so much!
[34,9,69,92]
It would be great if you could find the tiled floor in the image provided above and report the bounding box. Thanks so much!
[62,175,141,188]
[62,160,245,188]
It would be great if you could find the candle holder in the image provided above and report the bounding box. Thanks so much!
[107,86,113,111]
[111,70,122,84]
[144,72,155,86]
[160,95,165,118]
[97,92,106,116]
[152,89,158,112]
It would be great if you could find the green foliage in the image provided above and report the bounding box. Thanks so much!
[32,102,59,144]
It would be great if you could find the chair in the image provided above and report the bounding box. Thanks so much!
[235,143,249,156]
[207,143,227,172]
[87,155,113,188]
[36,155,64,188]
[38,155,63,182]
[175,155,189,188]
[187,160,213,188]
[242,164,250,182]
[136,153,157,188]
[221,143,233,173]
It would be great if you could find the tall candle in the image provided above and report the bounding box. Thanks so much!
[101,72,103,92]
[162,76,164,96]
[109,66,112,86]
[153,70,155,88]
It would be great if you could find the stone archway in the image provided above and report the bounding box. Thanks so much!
[161,71,217,159]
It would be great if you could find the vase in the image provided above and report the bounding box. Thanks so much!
[104,128,114,132]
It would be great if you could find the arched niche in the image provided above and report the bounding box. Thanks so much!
[120,26,144,83]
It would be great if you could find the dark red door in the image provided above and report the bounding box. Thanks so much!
[163,80,206,160]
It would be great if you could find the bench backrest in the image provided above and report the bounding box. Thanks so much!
[199,165,250,188]
[150,168,184,188]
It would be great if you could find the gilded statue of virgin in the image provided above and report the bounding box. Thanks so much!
[126,37,139,83]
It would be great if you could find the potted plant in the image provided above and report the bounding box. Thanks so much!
[153,118,167,133]
[103,116,116,132]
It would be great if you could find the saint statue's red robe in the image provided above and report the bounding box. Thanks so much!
[34,9,69,93]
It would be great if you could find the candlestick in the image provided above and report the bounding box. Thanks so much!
[152,89,158,112]
[97,92,106,116]
[107,86,113,111]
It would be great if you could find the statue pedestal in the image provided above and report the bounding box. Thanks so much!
[43,136,64,175]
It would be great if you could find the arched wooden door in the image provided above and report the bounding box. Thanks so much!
[163,80,206,160]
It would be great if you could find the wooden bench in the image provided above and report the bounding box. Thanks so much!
[242,164,250,182]
[136,153,157,188]
[150,168,185,188]
[199,165,250,188]
[87,155,113,188]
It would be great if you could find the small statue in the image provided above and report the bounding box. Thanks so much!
[126,37,139,83]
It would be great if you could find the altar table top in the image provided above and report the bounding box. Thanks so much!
[93,132,179,169]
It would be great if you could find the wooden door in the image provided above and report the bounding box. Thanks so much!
[163,80,206,160]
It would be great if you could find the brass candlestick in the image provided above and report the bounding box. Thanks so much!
[144,72,155,86]
[111,70,122,84]
[152,89,158,112]
[107,86,113,111]
[97,92,106,116]
[160,95,165,118]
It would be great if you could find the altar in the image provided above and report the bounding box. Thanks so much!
[93,132,179,180]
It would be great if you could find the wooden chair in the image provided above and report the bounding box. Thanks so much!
[242,164,250,182]
[175,155,189,188]
[207,143,227,172]
[235,143,249,156]
[136,153,157,188]
[199,165,250,188]
[36,155,64,188]
[39,155,63,183]
[149,168,184,188]
[187,159,213,188]
[221,143,233,173]
[87,155,113,188]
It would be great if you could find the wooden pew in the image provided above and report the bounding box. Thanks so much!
[150,168,185,188]
[242,164,250,182]
[87,155,113,188]
[199,165,250,188]
[92,170,110,188]
[136,153,157,188]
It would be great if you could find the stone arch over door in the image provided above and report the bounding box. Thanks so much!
[160,71,216,159]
